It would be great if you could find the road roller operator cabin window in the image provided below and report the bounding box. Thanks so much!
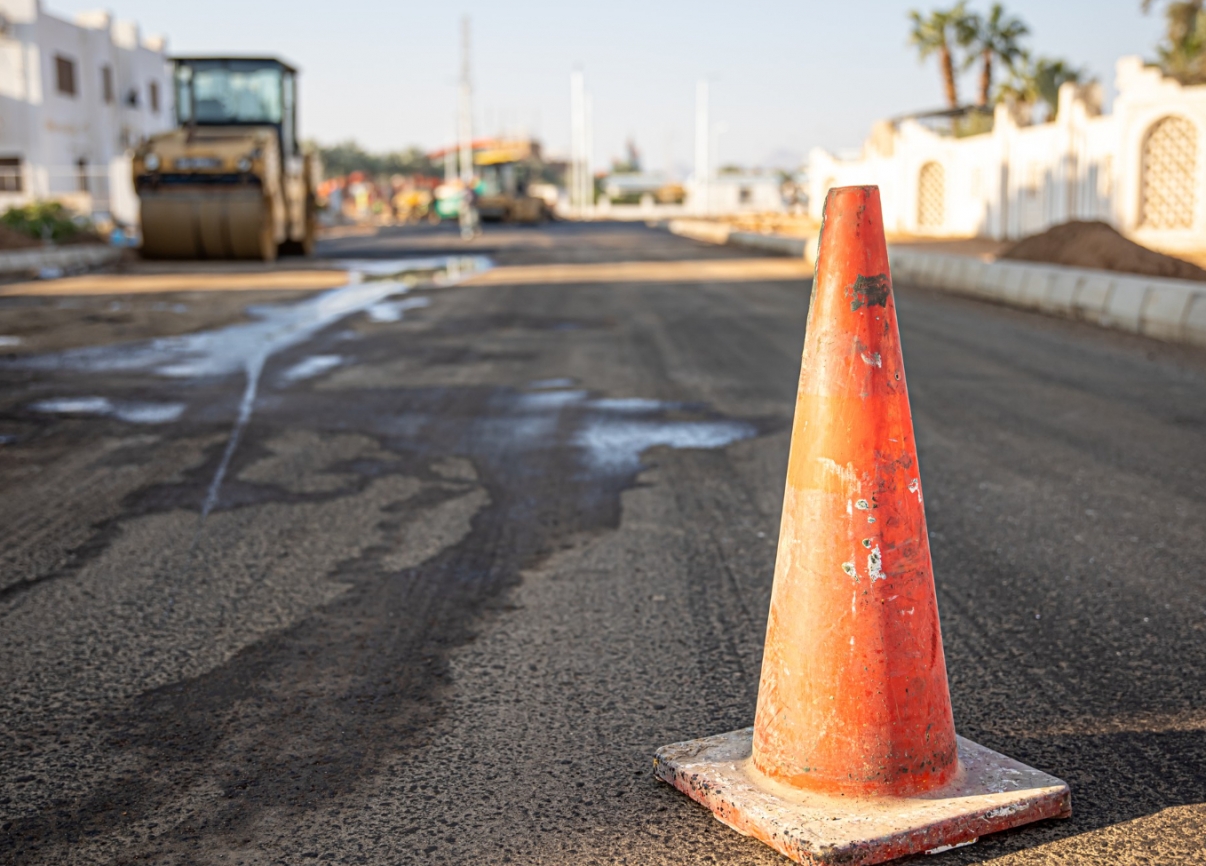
[55,56,76,96]
[175,60,284,126]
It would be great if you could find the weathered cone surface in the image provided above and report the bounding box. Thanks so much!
[752,185,957,796]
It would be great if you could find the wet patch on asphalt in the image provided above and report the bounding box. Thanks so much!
[0,271,777,863]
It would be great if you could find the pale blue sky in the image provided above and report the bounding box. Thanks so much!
[52,1,1165,170]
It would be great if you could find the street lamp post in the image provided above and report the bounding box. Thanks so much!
[694,80,709,216]
[458,16,473,184]
[570,69,591,217]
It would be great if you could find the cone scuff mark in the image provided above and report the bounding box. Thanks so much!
[848,274,891,311]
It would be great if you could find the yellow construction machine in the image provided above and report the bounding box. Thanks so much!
[133,57,317,261]
[474,140,549,224]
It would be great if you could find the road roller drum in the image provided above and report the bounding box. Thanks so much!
[140,190,276,261]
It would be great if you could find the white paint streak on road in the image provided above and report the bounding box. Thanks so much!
[281,355,344,383]
[30,396,185,424]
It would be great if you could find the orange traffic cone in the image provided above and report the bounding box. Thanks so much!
[655,186,1070,865]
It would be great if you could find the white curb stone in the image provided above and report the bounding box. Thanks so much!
[1142,283,1195,341]
[889,249,1206,349]
[0,243,122,277]
[1102,276,1151,332]
[665,222,1206,349]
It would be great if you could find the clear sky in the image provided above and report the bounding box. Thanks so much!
[51,0,1165,172]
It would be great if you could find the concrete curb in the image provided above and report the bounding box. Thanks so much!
[889,249,1206,349]
[663,220,1206,349]
[666,219,731,246]
[667,219,810,258]
[0,244,123,277]
[728,231,807,257]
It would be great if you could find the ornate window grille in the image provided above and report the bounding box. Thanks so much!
[1139,116,1198,230]
[917,162,945,229]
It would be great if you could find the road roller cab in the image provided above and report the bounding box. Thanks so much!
[134,57,317,261]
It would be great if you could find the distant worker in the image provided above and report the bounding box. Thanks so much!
[459,180,481,240]
[326,180,344,223]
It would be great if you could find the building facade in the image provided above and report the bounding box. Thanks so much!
[687,171,785,215]
[0,0,172,225]
[809,57,1206,253]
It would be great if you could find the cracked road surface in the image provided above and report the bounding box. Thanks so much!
[1,222,1204,864]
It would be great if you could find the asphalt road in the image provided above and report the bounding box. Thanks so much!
[1,222,1204,865]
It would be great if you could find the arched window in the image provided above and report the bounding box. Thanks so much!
[1139,116,1198,230]
[917,162,945,229]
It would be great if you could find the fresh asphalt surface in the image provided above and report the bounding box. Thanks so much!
[1,222,1204,865]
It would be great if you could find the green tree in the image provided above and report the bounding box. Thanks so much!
[310,140,438,179]
[908,2,973,108]
[381,147,439,177]
[1142,0,1206,84]
[995,59,1041,108]
[958,3,1029,106]
[996,56,1090,120]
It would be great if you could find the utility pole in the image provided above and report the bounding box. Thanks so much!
[570,69,587,216]
[458,16,473,184]
[584,90,593,215]
[694,80,709,216]
[713,122,728,188]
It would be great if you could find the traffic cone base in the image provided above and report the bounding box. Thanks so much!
[655,729,1070,866]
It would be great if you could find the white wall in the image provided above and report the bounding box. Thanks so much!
[809,56,1206,252]
[686,173,784,215]
[0,0,172,225]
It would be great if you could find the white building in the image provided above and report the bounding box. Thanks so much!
[809,56,1206,253]
[687,171,785,215]
[0,0,172,226]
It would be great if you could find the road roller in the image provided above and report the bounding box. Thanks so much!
[133,57,317,261]
[473,140,549,224]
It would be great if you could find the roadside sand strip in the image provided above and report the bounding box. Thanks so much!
[464,257,812,287]
[0,269,352,297]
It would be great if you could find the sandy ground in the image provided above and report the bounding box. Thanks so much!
[0,269,350,297]
[0,222,1203,865]
[0,257,351,355]
[0,290,334,355]
[707,212,1206,269]
[887,235,1011,258]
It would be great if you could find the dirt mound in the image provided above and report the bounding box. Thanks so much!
[998,221,1206,283]
[0,223,42,251]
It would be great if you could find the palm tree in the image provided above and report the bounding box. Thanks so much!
[995,58,1040,113]
[1142,1,1206,84]
[959,3,1029,106]
[1034,59,1090,117]
[996,56,1089,121]
[908,2,972,108]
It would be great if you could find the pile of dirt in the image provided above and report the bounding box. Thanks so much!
[0,223,42,251]
[999,220,1206,283]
